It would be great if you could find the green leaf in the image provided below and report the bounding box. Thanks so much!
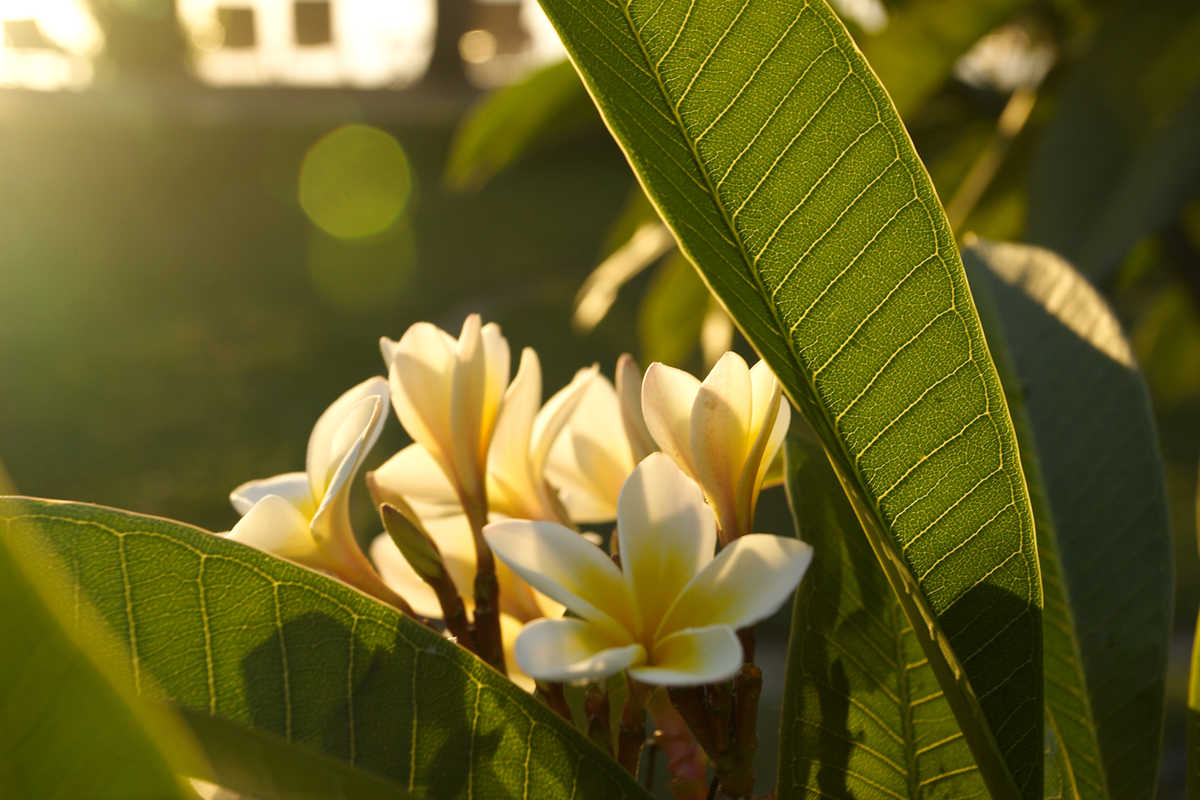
[1027,2,1200,283]
[1043,715,1075,800]
[444,60,601,190]
[964,239,1172,800]
[537,0,1041,794]
[0,519,195,798]
[779,429,989,799]
[0,498,650,800]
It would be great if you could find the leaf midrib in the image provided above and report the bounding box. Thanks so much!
[595,3,1021,791]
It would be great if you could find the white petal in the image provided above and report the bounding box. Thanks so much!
[629,625,742,686]
[733,365,785,538]
[450,314,488,504]
[306,377,390,499]
[545,376,632,524]
[747,360,781,436]
[369,533,442,618]
[745,362,789,499]
[690,352,752,538]
[658,534,813,638]
[484,519,635,639]
[530,365,598,482]
[227,495,318,564]
[641,362,701,478]
[487,348,541,515]
[387,323,458,475]
[616,354,656,460]
[310,401,387,546]
[500,613,536,692]
[479,322,511,446]
[379,336,398,366]
[616,454,716,640]
[371,444,460,517]
[230,472,313,517]
[514,618,643,683]
[311,395,387,539]
[548,430,626,523]
[752,402,790,502]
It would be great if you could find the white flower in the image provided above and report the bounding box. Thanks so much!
[373,347,595,523]
[228,377,402,605]
[381,314,510,525]
[546,354,655,524]
[642,353,790,544]
[484,454,812,686]
[369,514,557,690]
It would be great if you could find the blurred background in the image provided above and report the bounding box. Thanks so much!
[1,0,1197,794]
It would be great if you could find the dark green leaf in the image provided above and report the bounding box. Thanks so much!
[0,498,650,800]
[965,238,1172,800]
[537,0,1042,793]
[780,430,988,799]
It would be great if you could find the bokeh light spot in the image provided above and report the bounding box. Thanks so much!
[298,124,412,239]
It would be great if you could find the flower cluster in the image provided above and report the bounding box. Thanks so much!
[222,314,810,692]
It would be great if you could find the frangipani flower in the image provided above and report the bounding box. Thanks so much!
[228,377,404,607]
[369,512,558,689]
[546,354,656,524]
[642,353,790,544]
[373,347,595,524]
[484,454,812,686]
[381,314,510,526]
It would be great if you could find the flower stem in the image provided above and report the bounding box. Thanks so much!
[535,681,571,721]
[465,501,505,673]
[617,679,651,777]
[667,662,763,799]
[723,664,762,797]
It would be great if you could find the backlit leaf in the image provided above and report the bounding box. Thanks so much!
[0,498,649,800]
[536,0,1042,794]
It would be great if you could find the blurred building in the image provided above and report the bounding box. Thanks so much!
[0,0,564,90]
[0,1,102,89]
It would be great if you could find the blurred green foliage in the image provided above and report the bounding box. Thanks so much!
[0,94,634,534]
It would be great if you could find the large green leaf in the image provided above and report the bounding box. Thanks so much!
[537,0,1041,794]
[780,430,989,799]
[964,239,1172,800]
[0,524,195,798]
[0,498,649,800]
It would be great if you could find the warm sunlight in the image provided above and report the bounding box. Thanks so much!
[0,0,102,89]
